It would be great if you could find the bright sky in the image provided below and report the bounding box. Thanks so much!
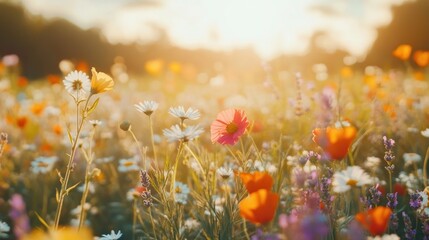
[18,0,414,59]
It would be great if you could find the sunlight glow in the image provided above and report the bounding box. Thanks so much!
[19,0,414,59]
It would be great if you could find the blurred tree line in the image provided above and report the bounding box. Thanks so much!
[0,0,428,79]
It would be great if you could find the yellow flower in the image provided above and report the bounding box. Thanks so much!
[90,67,114,94]
[22,227,93,240]
[145,59,164,76]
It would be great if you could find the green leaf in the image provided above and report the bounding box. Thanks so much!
[66,182,81,195]
[86,97,100,115]
[66,127,73,144]
[56,188,60,203]
[34,212,51,230]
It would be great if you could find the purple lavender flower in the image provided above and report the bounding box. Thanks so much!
[390,213,399,232]
[320,177,332,212]
[386,192,398,209]
[382,136,395,164]
[300,212,329,240]
[403,212,416,240]
[383,136,395,150]
[410,192,423,209]
[251,228,279,240]
[278,210,299,230]
[422,219,429,239]
[139,169,153,207]
[8,194,30,239]
[346,220,366,240]
[363,185,382,209]
[140,169,150,188]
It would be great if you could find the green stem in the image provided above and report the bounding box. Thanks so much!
[129,129,147,170]
[247,133,263,162]
[132,199,137,240]
[78,171,90,230]
[388,169,392,193]
[242,218,250,240]
[184,144,206,180]
[226,145,241,165]
[149,207,157,239]
[171,142,184,196]
[53,94,92,229]
[149,116,158,166]
[78,128,95,230]
[423,145,429,187]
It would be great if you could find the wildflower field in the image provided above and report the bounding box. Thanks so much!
[1,45,429,240]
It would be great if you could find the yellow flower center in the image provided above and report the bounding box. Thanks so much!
[37,162,49,168]
[347,179,358,187]
[226,122,238,134]
[175,187,182,194]
[123,161,134,167]
[72,79,83,91]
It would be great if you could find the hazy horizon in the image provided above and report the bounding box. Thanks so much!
[7,0,416,60]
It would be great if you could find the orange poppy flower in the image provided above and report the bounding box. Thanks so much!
[392,44,412,61]
[239,189,279,225]
[17,76,28,88]
[16,116,28,129]
[76,60,89,73]
[53,124,62,135]
[414,50,429,67]
[340,66,353,78]
[239,172,273,193]
[355,206,392,236]
[383,104,396,119]
[30,102,46,116]
[414,71,425,81]
[40,142,53,153]
[312,124,357,160]
[47,74,61,84]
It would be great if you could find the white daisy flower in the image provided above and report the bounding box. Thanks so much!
[31,156,58,174]
[63,70,91,98]
[0,221,10,238]
[217,167,233,179]
[118,156,140,172]
[422,128,429,138]
[365,156,381,169]
[174,181,190,204]
[89,120,102,127]
[396,171,421,193]
[77,182,96,194]
[134,100,159,116]
[168,106,200,121]
[163,125,203,142]
[97,230,123,240]
[70,203,92,216]
[334,120,351,128]
[419,190,429,216]
[403,153,422,167]
[367,234,400,240]
[332,166,372,193]
[184,218,201,230]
